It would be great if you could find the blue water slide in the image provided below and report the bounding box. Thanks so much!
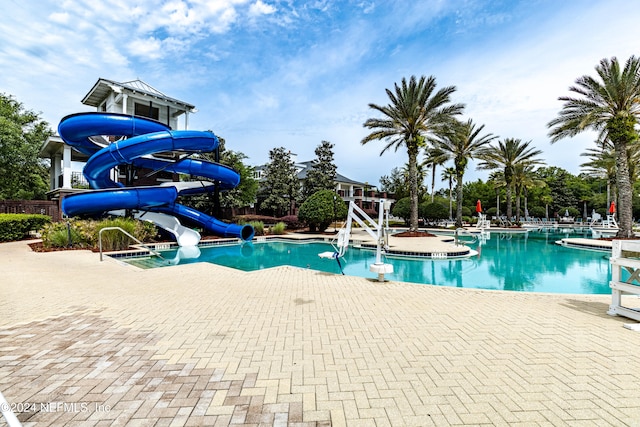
[58,112,254,241]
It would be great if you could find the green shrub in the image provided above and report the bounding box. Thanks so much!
[248,221,265,236]
[41,217,157,251]
[0,214,51,242]
[41,220,91,249]
[278,215,303,229]
[298,190,348,232]
[391,198,411,224]
[419,201,448,223]
[528,206,546,218]
[270,222,287,235]
[234,214,278,223]
[95,217,153,251]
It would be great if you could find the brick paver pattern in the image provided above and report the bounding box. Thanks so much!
[1,240,640,426]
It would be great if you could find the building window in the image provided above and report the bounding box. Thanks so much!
[134,102,159,120]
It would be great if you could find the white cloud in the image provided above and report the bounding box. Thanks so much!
[127,37,164,60]
[249,0,276,17]
[48,11,69,24]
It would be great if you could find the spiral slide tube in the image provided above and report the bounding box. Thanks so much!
[59,112,254,244]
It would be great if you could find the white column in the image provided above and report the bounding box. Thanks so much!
[52,153,62,190]
[62,146,72,189]
[349,185,354,198]
[121,94,128,114]
[184,110,189,130]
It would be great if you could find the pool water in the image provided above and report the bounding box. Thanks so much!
[124,231,613,294]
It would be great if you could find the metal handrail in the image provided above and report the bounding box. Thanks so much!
[454,227,478,246]
[98,227,164,261]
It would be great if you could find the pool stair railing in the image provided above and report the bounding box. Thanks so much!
[98,226,164,262]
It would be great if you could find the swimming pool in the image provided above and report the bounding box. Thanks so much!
[123,230,613,294]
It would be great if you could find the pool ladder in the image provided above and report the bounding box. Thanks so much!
[98,226,164,262]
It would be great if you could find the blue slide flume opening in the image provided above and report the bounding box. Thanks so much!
[59,112,254,243]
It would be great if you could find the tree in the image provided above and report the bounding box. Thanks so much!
[548,56,640,238]
[379,167,408,200]
[478,138,544,220]
[513,164,545,220]
[303,140,337,198]
[419,200,449,224]
[298,190,348,232]
[423,146,448,202]
[362,75,464,232]
[535,166,590,218]
[580,136,640,210]
[580,143,616,207]
[391,197,411,225]
[261,147,300,217]
[462,179,496,214]
[183,138,258,217]
[487,171,506,218]
[441,166,456,220]
[435,119,497,227]
[400,161,428,200]
[0,93,51,199]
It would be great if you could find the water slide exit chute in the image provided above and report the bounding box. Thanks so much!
[58,112,254,245]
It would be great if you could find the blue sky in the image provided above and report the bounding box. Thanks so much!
[3,0,640,190]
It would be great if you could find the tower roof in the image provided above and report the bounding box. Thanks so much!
[81,78,195,111]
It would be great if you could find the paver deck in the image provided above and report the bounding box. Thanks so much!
[1,239,640,426]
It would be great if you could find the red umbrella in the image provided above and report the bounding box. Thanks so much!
[476,200,482,213]
[609,201,616,214]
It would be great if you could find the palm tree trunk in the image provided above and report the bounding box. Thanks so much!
[455,172,464,228]
[408,148,419,232]
[545,203,549,220]
[448,180,453,220]
[431,163,436,203]
[505,184,513,220]
[614,140,634,237]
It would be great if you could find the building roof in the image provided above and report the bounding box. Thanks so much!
[81,78,196,111]
[255,160,373,188]
[296,161,370,186]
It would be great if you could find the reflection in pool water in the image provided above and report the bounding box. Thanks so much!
[125,230,612,294]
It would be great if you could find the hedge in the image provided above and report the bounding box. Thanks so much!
[0,214,51,242]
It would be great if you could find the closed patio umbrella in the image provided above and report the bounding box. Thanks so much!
[609,201,616,214]
[476,200,482,214]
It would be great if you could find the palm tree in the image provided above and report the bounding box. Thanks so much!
[441,166,456,220]
[513,164,545,221]
[488,171,506,218]
[478,138,544,221]
[362,75,464,231]
[580,142,617,208]
[435,119,497,227]
[423,146,449,203]
[541,194,553,221]
[581,136,640,211]
[400,161,428,200]
[548,56,640,238]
